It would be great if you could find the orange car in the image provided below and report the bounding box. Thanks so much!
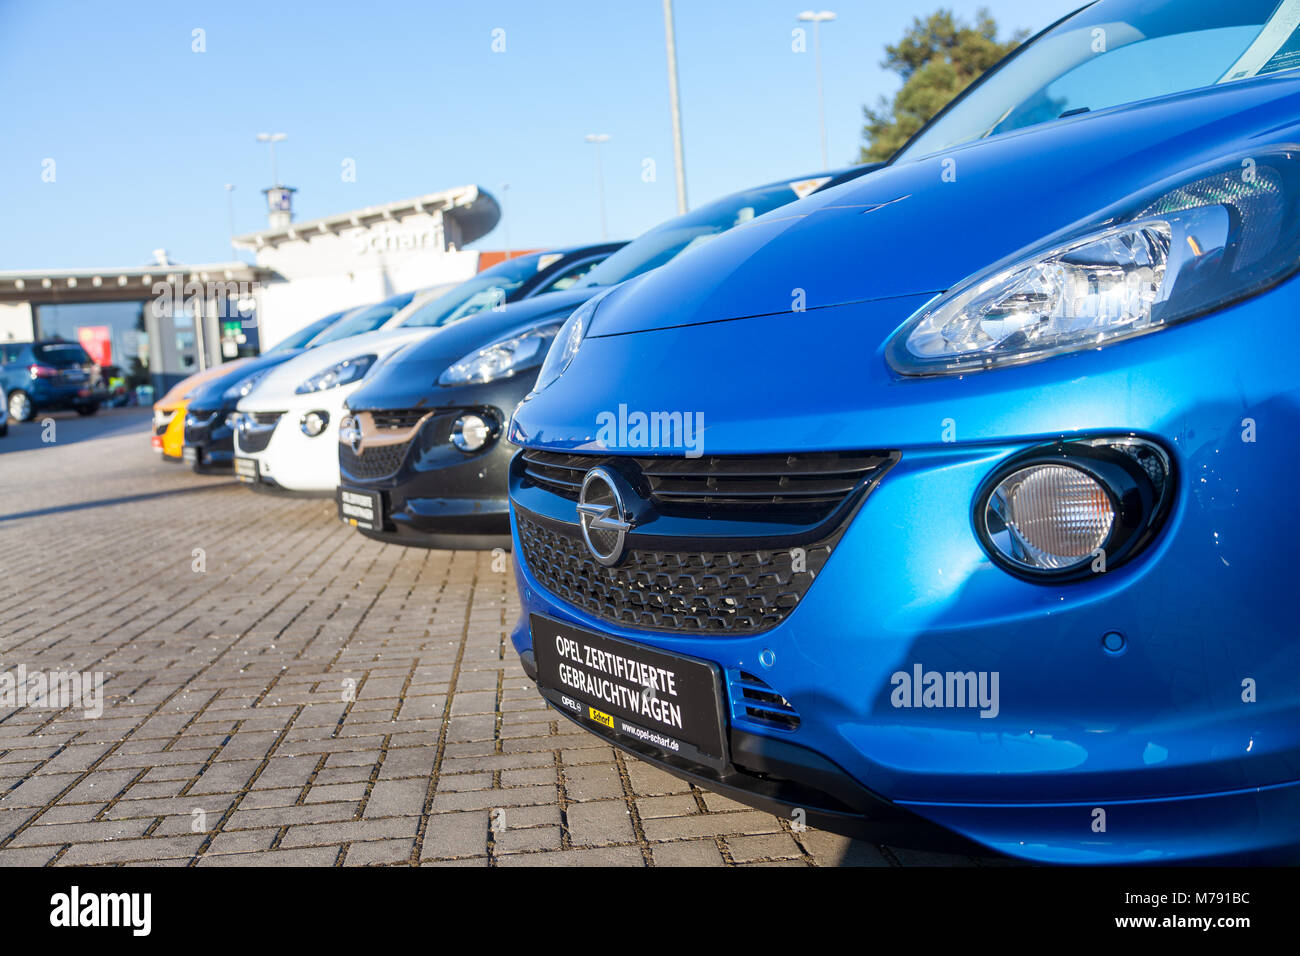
[152,361,249,460]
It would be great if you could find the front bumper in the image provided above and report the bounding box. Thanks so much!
[183,406,236,472]
[505,286,1300,864]
[339,375,533,549]
[233,393,354,495]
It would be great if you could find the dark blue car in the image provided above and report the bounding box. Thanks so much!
[1,340,107,421]
[506,0,1300,863]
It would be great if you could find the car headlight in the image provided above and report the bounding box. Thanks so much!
[528,288,617,396]
[223,368,271,402]
[886,148,1300,375]
[295,354,376,394]
[438,324,560,386]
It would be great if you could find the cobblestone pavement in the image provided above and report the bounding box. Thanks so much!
[0,409,993,867]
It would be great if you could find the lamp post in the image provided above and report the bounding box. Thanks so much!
[584,133,612,240]
[797,10,836,167]
[255,132,287,185]
[224,184,236,252]
[662,0,688,214]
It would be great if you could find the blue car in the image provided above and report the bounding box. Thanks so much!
[1,340,107,421]
[506,0,1300,864]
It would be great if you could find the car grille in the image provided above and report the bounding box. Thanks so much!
[515,449,896,635]
[236,412,282,453]
[184,408,219,443]
[729,670,801,731]
[340,439,416,480]
[521,449,893,523]
[371,409,427,429]
[517,512,843,635]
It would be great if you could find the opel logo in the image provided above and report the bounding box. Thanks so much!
[339,415,363,454]
[577,467,635,567]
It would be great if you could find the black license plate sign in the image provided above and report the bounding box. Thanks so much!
[337,486,382,531]
[531,614,725,762]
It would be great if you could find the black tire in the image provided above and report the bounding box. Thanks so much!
[7,390,33,422]
[75,403,99,417]
[0,422,8,438]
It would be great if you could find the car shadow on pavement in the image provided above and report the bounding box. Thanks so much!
[0,407,153,454]
[0,482,241,523]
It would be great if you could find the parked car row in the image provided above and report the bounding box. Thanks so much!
[148,0,1300,867]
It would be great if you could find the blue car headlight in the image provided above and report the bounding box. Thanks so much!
[222,368,271,402]
[438,324,561,386]
[295,354,375,394]
[528,287,617,396]
[887,148,1300,375]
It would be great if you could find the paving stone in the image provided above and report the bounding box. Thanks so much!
[0,413,987,868]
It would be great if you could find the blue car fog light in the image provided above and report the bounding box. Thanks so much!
[985,464,1115,571]
[976,437,1173,581]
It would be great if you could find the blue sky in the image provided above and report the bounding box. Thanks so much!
[0,0,1081,270]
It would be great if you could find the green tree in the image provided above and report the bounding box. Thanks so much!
[860,8,1028,163]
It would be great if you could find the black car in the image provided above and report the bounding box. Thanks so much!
[337,166,878,550]
[1,340,107,421]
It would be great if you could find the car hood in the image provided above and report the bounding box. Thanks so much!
[586,73,1300,338]
[154,358,251,410]
[236,327,436,410]
[347,287,600,411]
[185,350,304,408]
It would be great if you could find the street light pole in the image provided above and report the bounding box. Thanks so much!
[224,183,236,253]
[584,134,611,240]
[256,132,287,185]
[797,11,836,168]
[663,0,688,214]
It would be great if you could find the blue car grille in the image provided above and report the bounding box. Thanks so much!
[184,408,220,444]
[515,450,895,635]
[516,511,841,635]
[521,449,893,524]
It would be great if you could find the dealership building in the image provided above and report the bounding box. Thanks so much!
[0,183,501,394]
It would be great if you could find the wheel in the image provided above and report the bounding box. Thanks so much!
[7,390,32,422]
[0,422,7,438]
[74,403,99,417]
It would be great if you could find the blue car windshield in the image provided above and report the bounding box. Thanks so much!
[574,180,814,288]
[265,311,344,354]
[400,252,546,328]
[897,0,1299,163]
[306,293,415,346]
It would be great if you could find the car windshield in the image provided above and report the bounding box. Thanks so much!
[897,0,1299,163]
[266,311,344,354]
[307,293,414,346]
[400,252,547,328]
[34,343,92,367]
[575,181,814,288]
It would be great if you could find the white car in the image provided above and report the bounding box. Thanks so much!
[230,288,461,495]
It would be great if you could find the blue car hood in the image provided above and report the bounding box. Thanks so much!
[587,73,1300,338]
[347,287,598,411]
[186,350,303,407]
